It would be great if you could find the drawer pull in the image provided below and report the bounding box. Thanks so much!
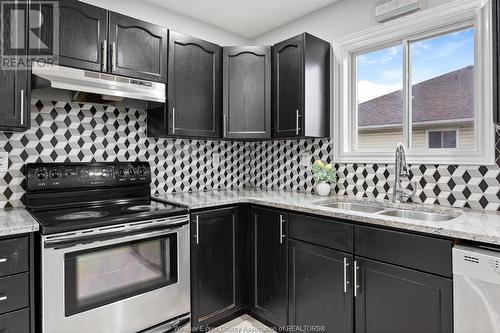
[0,296,8,302]
[0,258,6,263]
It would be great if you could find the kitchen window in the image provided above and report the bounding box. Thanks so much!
[334,0,494,165]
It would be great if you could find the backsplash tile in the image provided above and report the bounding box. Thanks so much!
[0,100,250,208]
[1,99,500,211]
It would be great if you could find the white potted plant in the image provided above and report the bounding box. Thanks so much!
[311,160,337,196]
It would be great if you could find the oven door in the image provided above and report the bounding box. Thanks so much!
[41,217,190,333]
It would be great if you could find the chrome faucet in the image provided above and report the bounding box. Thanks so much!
[393,143,417,203]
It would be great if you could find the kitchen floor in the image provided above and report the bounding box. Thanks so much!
[209,315,271,333]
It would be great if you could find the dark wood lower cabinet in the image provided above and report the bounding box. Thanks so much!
[288,240,353,333]
[249,207,288,328]
[190,207,242,330]
[354,257,453,333]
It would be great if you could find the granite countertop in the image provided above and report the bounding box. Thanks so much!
[154,189,500,246]
[0,208,39,237]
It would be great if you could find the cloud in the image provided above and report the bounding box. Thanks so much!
[358,80,401,103]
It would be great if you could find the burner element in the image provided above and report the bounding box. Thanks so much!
[55,211,108,221]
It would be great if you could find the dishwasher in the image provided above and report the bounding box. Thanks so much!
[453,245,500,333]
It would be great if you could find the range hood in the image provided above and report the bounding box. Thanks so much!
[31,62,166,103]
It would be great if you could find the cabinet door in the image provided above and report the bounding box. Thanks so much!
[289,240,353,333]
[108,12,168,82]
[250,207,287,328]
[0,0,29,131]
[58,0,108,72]
[223,46,271,139]
[272,35,303,138]
[355,257,453,333]
[168,31,222,138]
[191,208,241,330]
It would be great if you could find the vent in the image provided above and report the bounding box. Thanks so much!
[464,255,480,264]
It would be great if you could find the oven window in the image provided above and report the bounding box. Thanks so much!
[64,234,178,316]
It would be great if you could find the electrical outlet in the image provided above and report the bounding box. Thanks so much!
[300,154,311,167]
[213,153,221,167]
[0,152,8,173]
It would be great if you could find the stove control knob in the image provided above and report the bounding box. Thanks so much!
[36,170,47,181]
[118,168,125,176]
[138,167,146,176]
[129,169,135,176]
[51,170,61,179]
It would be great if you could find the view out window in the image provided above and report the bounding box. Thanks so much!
[428,130,458,149]
[356,45,403,151]
[354,27,474,152]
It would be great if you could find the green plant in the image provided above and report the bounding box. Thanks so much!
[311,160,337,183]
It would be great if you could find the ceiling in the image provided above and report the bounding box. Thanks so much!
[142,0,339,38]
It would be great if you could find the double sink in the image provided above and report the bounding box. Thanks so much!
[315,201,458,222]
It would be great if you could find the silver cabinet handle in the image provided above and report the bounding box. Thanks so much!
[343,258,350,293]
[111,42,117,72]
[295,110,300,135]
[172,107,176,134]
[0,296,7,302]
[279,214,285,244]
[223,114,228,137]
[20,89,24,126]
[102,39,107,72]
[195,215,199,245]
[354,260,360,297]
[0,258,6,263]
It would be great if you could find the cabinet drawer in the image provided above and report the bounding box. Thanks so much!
[0,273,30,314]
[289,214,353,253]
[355,226,452,277]
[0,237,29,278]
[0,308,30,333]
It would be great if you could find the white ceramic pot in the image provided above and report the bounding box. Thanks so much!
[315,181,331,196]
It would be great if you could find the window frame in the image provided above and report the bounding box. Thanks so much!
[426,128,459,149]
[334,0,494,165]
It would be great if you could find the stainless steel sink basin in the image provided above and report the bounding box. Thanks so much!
[320,202,386,213]
[379,209,456,221]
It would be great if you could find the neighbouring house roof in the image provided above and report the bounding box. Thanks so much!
[358,66,474,128]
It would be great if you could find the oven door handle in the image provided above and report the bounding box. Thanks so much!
[44,220,188,249]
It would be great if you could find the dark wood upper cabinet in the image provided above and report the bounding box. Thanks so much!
[108,13,168,82]
[493,0,499,124]
[57,0,108,72]
[0,0,30,132]
[354,258,452,333]
[191,208,242,330]
[223,46,271,139]
[289,240,353,333]
[249,207,288,328]
[167,31,222,138]
[272,33,330,138]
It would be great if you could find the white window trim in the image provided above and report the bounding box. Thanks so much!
[426,128,459,149]
[333,0,495,165]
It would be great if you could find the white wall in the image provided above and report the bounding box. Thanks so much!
[252,0,456,45]
[80,0,251,46]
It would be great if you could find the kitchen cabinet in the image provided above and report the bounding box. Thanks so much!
[288,239,353,333]
[166,31,222,138]
[108,13,168,82]
[354,257,453,333]
[494,0,500,124]
[249,207,287,328]
[190,208,242,330]
[56,0,108,72]
[223,46,271,139]
[0,0,30,132]
[40,1,167,82]
[272,33,330,138]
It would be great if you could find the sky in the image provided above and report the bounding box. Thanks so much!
[357,28,474,103]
